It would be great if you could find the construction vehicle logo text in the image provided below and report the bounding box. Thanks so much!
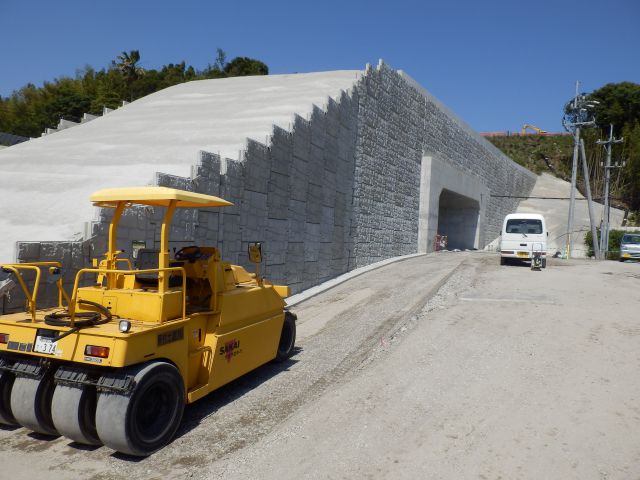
[157,327,184,347]
[219,339,241,362]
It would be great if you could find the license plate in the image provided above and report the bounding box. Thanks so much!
[517,252,529,258]
[34,335,58,355]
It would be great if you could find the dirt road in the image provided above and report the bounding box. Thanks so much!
[3,253,640,479]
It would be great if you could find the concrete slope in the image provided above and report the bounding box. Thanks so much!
[516,173,623,256]
[487,173,624,256]
[0,71,361,262]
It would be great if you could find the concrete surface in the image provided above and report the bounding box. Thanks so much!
[486,172,625,257]
[418,155,489,252]
[5,62,535,312]
[515,172,624,256]
[0,71,361,259]
[2,252,639,479]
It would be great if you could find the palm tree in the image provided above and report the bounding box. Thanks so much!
[115,50,144,99]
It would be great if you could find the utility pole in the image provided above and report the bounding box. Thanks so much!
[596,124,624,258]
[580,139,600,259]
[562,82,596,258]
[566,87,580,258]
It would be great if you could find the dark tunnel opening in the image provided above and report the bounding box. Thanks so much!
[436,189,480,250]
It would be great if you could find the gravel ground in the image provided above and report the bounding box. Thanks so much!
[2,253,639,479]
[1,252,466,479]
[211,255,640,480]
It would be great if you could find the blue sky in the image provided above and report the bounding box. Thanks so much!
[1,0,638,133]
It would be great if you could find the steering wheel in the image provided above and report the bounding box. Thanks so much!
[174,245,202,263]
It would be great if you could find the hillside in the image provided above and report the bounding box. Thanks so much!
[488,133,636,220]
[0,71,361,262]
[487,134,574,178]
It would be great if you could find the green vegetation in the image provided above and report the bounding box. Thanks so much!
[0,49,268,139]
[487,134,574,176]
[489,82,640,224]
[590,82,640,213]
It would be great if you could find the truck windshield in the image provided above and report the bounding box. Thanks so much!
[505,219,543,235]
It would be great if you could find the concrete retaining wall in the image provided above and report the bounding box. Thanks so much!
[5,62,536,312]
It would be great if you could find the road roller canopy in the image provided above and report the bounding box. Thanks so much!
[91,187,233,289]
[90,187,233,209]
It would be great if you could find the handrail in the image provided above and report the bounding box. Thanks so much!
[0,262,71,317]
[4,261,62,268]
[0,264,42,322]
[69,266,188,326]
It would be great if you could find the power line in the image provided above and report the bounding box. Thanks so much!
[490,194,623,201]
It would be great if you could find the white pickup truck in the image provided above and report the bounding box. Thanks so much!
[499,213,548,267]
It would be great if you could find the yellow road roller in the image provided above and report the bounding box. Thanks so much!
[0,187,296,456]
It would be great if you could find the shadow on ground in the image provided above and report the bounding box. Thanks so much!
[177,348,301,438]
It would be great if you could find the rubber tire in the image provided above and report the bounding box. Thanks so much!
[51,384,101,445]
[10,374,59,435]
[500,257,506,266]
[541,258,547,269]
[275,312,296,362]
[0,370,17,426]
[95,362,184,456]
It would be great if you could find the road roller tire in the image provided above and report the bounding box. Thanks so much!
[275,311,296,362]
[51,384,100,445]
[10,374,59,436]
[95,361,184,456]
[0,371,17,426]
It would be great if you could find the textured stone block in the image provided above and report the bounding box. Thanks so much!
[17,242,41,261]
[305,183,323,224]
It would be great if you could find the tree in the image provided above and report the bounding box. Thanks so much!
[224,57,268,77]
[115,50,145,99]
[43,86,90,123]
[200,48,228,79]
[215,48,226,71]
[621,121,640,210]
[590,82,640,134]
[0,49,269,138]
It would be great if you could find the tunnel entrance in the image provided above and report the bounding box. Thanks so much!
[437,189,480,250]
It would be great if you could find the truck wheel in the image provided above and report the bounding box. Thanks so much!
[10,374,59,435]
[500,257,506,266]
[95,361,184,456]
[542,258,547,269]
[51,384,100,445]
[275,311,296,362]
[0,371,17,426]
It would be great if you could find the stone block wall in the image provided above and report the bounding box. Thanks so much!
[351,63,535,261]
[5,62,535,313]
